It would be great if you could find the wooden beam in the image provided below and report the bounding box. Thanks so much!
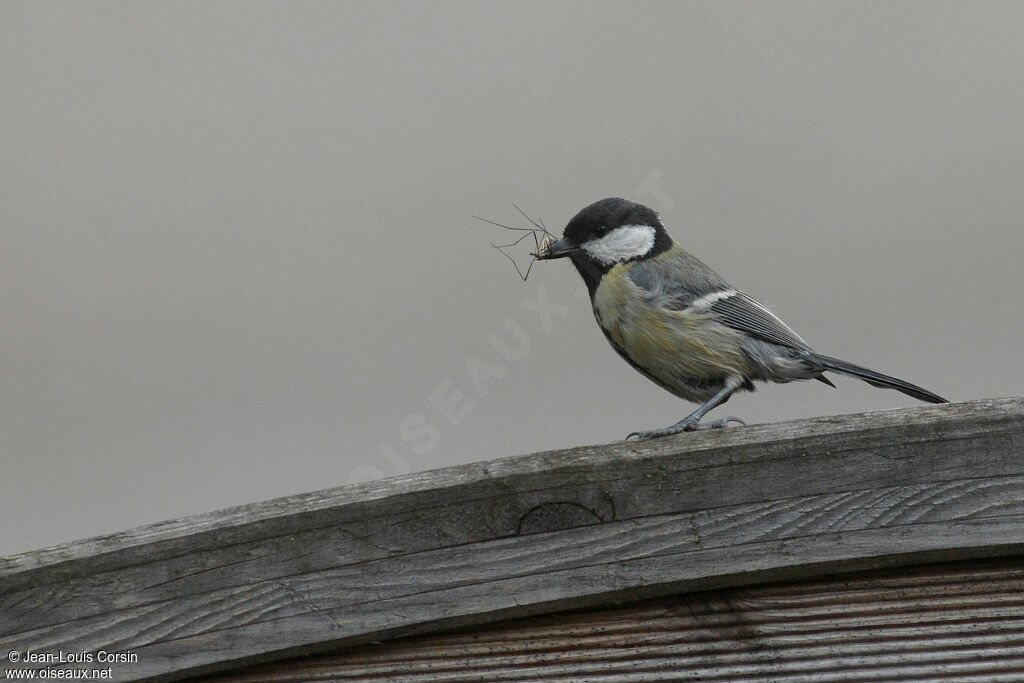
[1,397,1022,681]
[213,557,1024,681]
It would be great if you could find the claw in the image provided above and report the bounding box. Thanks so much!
[625,415,745,440]
[701,416,746,429]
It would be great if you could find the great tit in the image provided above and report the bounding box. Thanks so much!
[535,197,948,439]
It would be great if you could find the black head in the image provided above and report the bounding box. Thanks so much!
[563,197,665,247]
[537,198,673,296]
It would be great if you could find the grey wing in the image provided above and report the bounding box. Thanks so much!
[626,248,813,352]
[708,291,812,352]
[626,246,732,309]
[712,291,838,387]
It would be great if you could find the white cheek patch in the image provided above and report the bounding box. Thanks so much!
[581,224,656,265]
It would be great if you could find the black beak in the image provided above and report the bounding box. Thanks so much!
[533,237,577,260]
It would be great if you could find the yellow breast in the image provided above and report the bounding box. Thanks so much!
[592,264,752,392]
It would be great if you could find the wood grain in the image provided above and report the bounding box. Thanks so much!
[208,557,1024,682]
[1,397,1022,681]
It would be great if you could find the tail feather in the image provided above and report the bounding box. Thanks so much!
[807,353,948,404]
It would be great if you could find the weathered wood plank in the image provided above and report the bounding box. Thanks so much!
[1,397,1022,681]
[209,558,1024,682]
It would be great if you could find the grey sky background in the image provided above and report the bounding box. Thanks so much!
[3,1,1022,557]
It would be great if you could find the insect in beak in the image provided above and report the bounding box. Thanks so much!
[475,205,559,281]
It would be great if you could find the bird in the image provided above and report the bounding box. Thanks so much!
[534,197,948,440]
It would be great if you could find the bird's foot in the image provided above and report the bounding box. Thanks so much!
[626,416,745,441]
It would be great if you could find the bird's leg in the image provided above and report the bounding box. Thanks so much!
[627,378,746,440]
